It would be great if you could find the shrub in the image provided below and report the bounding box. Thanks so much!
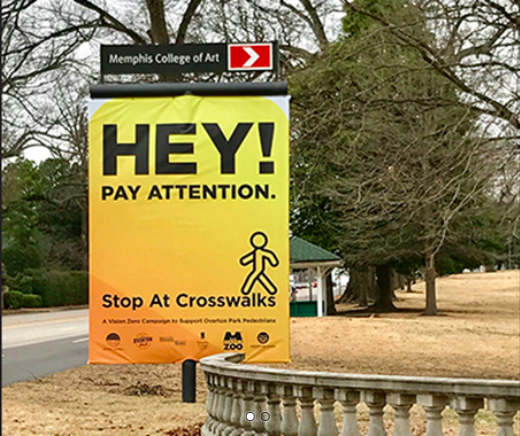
[22,293,43,308]
[4,290,25,309]
[18,274,35,294]
[4,271,41,294]
[31,270,88,307]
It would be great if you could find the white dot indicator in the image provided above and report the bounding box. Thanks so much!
[246,412,255,421]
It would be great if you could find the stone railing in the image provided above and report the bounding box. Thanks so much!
[200,353,520,436]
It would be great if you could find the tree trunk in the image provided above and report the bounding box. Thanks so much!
[356,266,370,306]
[337,268,355,304]
[390,268,399,291]
[406,277,413,292]
[390,268,399,301]
[145,0,169,44]
[368,266,377,304]
[372,264,397,312]
[325,271,337,315]
[337,266,373,306]
[423,249,438,315]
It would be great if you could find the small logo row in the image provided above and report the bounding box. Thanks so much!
[104,331,269,350]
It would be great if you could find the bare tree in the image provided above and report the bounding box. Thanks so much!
[2,0,344,159]
[1,0,98,158]
[342,0,520,134]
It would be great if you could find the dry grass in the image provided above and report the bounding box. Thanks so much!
[2,271,519,436]
[285,270,520,379]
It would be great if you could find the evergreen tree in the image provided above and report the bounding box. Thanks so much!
[290,0,503,313]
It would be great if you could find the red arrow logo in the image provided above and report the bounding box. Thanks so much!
[228,43,273,71]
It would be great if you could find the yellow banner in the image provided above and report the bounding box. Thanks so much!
[88,95,290,364]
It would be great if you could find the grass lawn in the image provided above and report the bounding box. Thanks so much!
[2,270,519,436]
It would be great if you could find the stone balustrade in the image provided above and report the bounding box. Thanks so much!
[200,353,520,436]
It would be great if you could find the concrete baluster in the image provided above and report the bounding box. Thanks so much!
[228,379,243,436]
[387,394,415,436]
[451,397,484,436]
[201,374,212,436]
[212,375,221,418]
[315,388,339,436]
[280,385,299,436]
[336,390,360,436]
[266,385,283,436]
[213,379,225,436]
[204,375,216,436]
[417,395,448,436]
[207,374,218,420]
[214,377,226,434]
[297,387,318,436]
[252,382,268,436]
[488,398,520,436]
[240,381,256,436]
[200,354,520,436]
[363,391,386,436]
[214,377,228,436]
[220,378,235,436]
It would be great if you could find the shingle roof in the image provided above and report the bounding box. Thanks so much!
[290,236,341,263]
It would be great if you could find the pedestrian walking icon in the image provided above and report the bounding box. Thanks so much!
[240,232,279,295]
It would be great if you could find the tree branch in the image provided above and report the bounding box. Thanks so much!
[298,0,329,51]
[145,0,169,44]
[72,0,147,44]
[342,0,520,130]
[176,0,203,44]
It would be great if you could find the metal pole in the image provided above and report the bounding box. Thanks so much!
[182,359,197,403]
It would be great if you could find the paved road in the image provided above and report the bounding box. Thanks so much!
[2,309,89,386]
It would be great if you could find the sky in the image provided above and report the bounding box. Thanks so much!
[25,146,52,163]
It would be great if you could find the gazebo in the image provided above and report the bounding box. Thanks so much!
[290,236,343,317]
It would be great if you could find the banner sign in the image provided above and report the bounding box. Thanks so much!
[88,88,290,364]
[101,42,277,75]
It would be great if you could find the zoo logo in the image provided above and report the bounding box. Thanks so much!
[223,331,243,351]
[133,333,153,350]
[106,332,121,348]
[257,332,270,344]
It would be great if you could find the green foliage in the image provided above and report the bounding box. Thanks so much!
[289,0,504,279]
[435,198,512,275]
[2,157,88,308]
[5,273,35,294]
[2,160,45,274]
[436,253,472,276]
[4,290,24,309]
[31,271,88,307]
[22,293,43,308]
[290,195,341,254]
[2,157,87,278]
[342,0,399,37]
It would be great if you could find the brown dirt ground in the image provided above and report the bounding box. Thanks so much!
[2,271,519,436]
